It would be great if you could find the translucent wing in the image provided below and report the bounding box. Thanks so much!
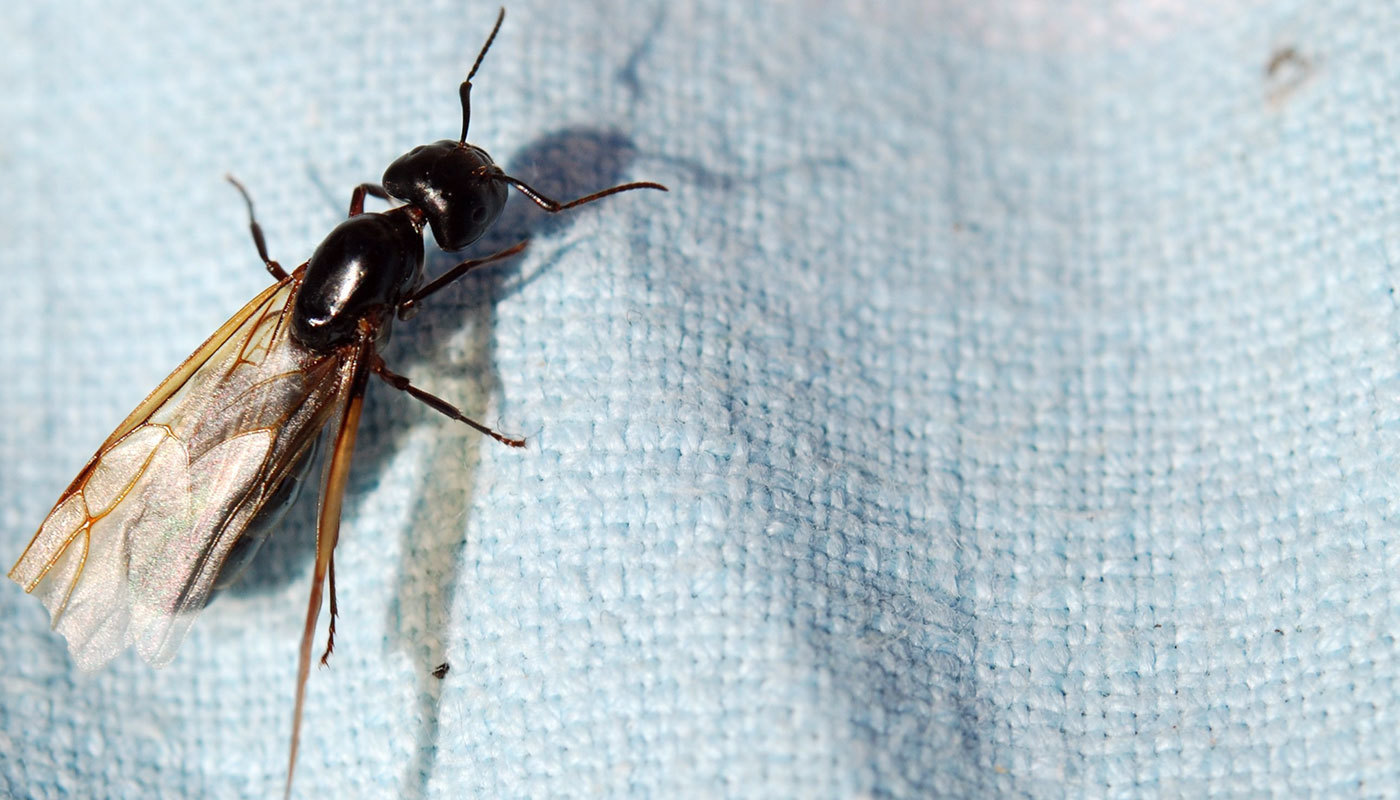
[9,275,349,670]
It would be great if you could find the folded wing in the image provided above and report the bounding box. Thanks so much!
[10,275,346,670]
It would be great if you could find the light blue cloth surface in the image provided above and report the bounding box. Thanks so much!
[3,1,1399,797]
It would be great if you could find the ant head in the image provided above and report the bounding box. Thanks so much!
[382,141,507,252]
[383,7,508,252]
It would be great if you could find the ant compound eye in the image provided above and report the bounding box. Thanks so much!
[383,141,507,251]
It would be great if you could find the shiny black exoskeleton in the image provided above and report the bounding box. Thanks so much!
[233,8,666,362]
[294,208,427,350]
[224,10,667,799]
[383,142,507,252]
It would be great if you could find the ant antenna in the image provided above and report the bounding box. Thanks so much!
[459,7,506,144]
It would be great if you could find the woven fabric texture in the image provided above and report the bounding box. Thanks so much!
[2,1,1399,797]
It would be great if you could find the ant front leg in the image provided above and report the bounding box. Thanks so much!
[398,241,528,319]
[348,183,391,217]
[226,175,289,281]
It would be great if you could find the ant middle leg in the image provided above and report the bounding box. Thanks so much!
[372,355,526,448]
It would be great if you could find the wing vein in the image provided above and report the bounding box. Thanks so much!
[8,275,352,670]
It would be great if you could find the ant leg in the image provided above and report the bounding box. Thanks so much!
[318,551,338,667]
[226,175,289,281]
[372,356,526,448]
[397,241,528,318]
[348,183,391,217]
[491,172,668,213]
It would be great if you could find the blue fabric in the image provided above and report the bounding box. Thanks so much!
[3,1,1399,797]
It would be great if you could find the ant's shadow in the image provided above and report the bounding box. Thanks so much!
[227,126,652,799]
